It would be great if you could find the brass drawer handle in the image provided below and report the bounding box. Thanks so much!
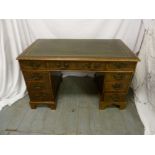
[29,62,41,68]
[112,83,122,90]
[113,74,124,80]
[63,63,69,69]
[56,62,69,69]
[82,63,102,69]
[32,85,42,89]
[114,62,128,68]
[34,93,47,97]
[93,63,101,69]
[83,63,91,69]
[31,75,42,80]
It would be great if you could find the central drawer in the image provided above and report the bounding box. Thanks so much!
[47,61,106,71]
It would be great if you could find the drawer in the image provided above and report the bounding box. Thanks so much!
[106,62,136,71]
[104,73,132,82]
[47,61,106,71]
[27,82,50,91]
[28,91,53,101]
[78,62,106,70]
[23,71,49,81]
[20,60,47,70]
[104,82,129,92]
[104,93,126,102]
[48,61,70,70]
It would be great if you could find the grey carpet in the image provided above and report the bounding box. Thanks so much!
[0,76,144,135]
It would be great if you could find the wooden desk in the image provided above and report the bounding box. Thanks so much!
[17,39,139,110]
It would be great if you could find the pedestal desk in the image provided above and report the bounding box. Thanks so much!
[17,39,139,110]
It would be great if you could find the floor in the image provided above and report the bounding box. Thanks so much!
[0,76,144,135]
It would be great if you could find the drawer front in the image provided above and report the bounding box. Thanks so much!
[106,62,136,71]
[23,71,49,81]
[28,91,53,101]
[27,82,50,91]
[104,82,129,92]
[20,60,136,71]
[104,73,132,82]
[104,93,126,102]
[47,61,106,71]
[20,60,47,70]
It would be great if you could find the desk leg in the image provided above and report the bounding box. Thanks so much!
[99,101,127,110]
[29,102,37,109]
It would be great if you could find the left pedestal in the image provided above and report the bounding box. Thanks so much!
[22,71,62,110]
